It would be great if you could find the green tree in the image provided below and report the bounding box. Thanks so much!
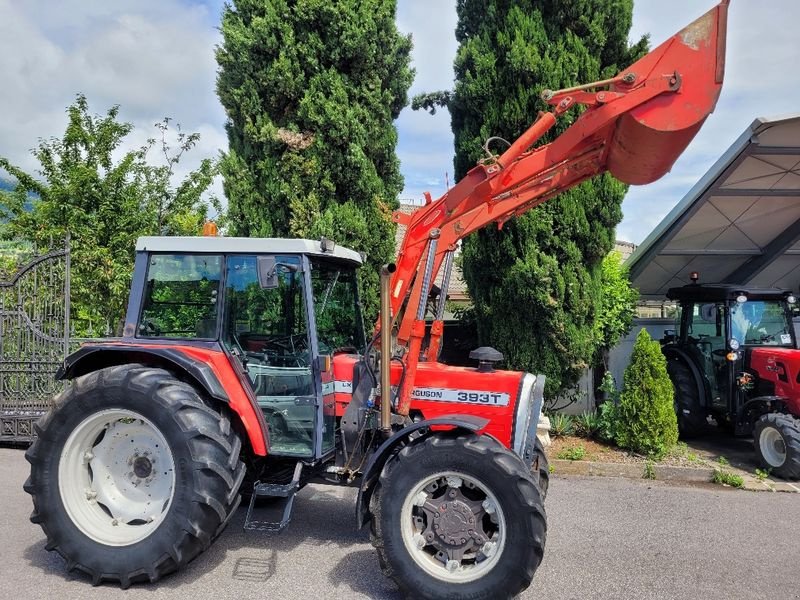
[216,0,413,321]
[0,94,219,335]
[419,1,647,396]
[615,329,678,458]
[595,251,639,364]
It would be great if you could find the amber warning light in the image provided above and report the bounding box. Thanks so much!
[202,221,218,236]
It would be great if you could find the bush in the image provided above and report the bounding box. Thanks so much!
[574,411,600,439]
[596,371,620,443]
[557,445,587,461]
[614,329,678,458]
[596,401,619,443]
[549,413,574,437]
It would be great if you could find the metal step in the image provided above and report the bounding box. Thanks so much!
[244,462,303,533]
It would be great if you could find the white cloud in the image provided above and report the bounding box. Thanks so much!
[3,0,800,243]
[0,0,225,202]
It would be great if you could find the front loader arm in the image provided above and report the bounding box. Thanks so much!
[384,1,729,416]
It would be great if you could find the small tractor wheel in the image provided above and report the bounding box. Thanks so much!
[371,433,546,600]
[533,436,549,501]
[754,413,800,479]
[24,364,245,588]
[667,358,708,438]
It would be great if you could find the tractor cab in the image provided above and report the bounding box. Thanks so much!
[663,283,798,431]
[126,236,366,459]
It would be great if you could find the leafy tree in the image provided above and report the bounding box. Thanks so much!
[595,251,639,364]
[418,1,647,396]
[0,94,219,335]
[216,0,413,321]
[615,329,678,458]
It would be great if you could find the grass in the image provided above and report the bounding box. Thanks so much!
[711,469,744,488]
[557,445,587,461]
[717,456,730,467]
[754,468,771,482]
[642,460,656,480]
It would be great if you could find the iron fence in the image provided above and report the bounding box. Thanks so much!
[0,240,70,443]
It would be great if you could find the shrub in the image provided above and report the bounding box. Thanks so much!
[549,413,574,437]
[557,445,587,461]
[574,411,601,439]
[596,402,619,443]
[614,329,679,458]
[712,470,744,488]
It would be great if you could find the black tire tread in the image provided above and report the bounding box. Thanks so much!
[754,413,800,479]
[533,437,549,501]
[24,364,245,588]
[667,358,708,438]
[371,433,546,600]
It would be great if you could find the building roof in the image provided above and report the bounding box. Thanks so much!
[628,114,800,300]
[135,236,363,265]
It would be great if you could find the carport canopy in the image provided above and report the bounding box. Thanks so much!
[628,114,800,300]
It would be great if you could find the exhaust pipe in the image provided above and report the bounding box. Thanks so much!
[380,263,396,433]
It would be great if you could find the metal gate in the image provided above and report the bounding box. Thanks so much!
[0,241,70,443]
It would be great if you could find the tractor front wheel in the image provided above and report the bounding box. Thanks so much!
[754,413,800,479]
[24,365,245,587]
[371,433,546,600]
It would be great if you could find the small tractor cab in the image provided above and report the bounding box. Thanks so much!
[662,280,800,478]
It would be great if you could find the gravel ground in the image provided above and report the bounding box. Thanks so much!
[2,447,799,600]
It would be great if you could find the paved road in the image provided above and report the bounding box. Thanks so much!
[2,447,798,600]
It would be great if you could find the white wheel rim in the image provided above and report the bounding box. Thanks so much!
[760,426,786,468]
[400,471,506,584]
[58,409,176,546]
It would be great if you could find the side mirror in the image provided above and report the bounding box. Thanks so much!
[257,256,278,289]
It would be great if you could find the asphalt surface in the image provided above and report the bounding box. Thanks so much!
[2,447,798,600]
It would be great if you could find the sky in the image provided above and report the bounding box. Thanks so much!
[1,1,799,244]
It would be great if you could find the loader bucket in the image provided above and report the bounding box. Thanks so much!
[606,0,729,185]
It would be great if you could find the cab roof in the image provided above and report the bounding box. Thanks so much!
[667,283,793,303]
[135,236,363,265]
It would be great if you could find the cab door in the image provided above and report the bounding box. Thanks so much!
[222,254,322,458]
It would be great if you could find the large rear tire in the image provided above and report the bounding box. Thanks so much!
[666,358,708,438]
[754,413,800,479]
[24,365,245,587]
[370,433,546,600]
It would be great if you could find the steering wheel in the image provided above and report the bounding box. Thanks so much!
[140,320,161,336]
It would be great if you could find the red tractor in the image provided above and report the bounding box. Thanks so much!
[663,281,800,478]
[24,3,729,598]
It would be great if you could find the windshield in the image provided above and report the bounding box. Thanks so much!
[730,300,793,346]
[310,259,364,354]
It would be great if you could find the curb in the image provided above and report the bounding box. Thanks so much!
[550,459,799,492]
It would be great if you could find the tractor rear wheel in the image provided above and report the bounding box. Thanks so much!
[667,358,708,438]
[371,433,546,600]
[24,365,245,587]
[754,413,800,479]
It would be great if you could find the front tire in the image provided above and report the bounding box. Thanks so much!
[24,365,245,587]
[371,434,546,600]
[754,413,800,479]
[533,437,549,501]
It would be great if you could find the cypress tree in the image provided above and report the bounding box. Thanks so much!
[216,0,413,320]
[449,0,647,396]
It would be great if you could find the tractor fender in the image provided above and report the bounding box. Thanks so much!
[56,343,269,456]
[58,344,229,401]
[737,396,790,423]
[662,345,709,406]
[355,415,491,529]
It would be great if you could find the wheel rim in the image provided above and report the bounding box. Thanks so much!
[400,471,506,584]
[759,426,787,468]
[58,409,176,546]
